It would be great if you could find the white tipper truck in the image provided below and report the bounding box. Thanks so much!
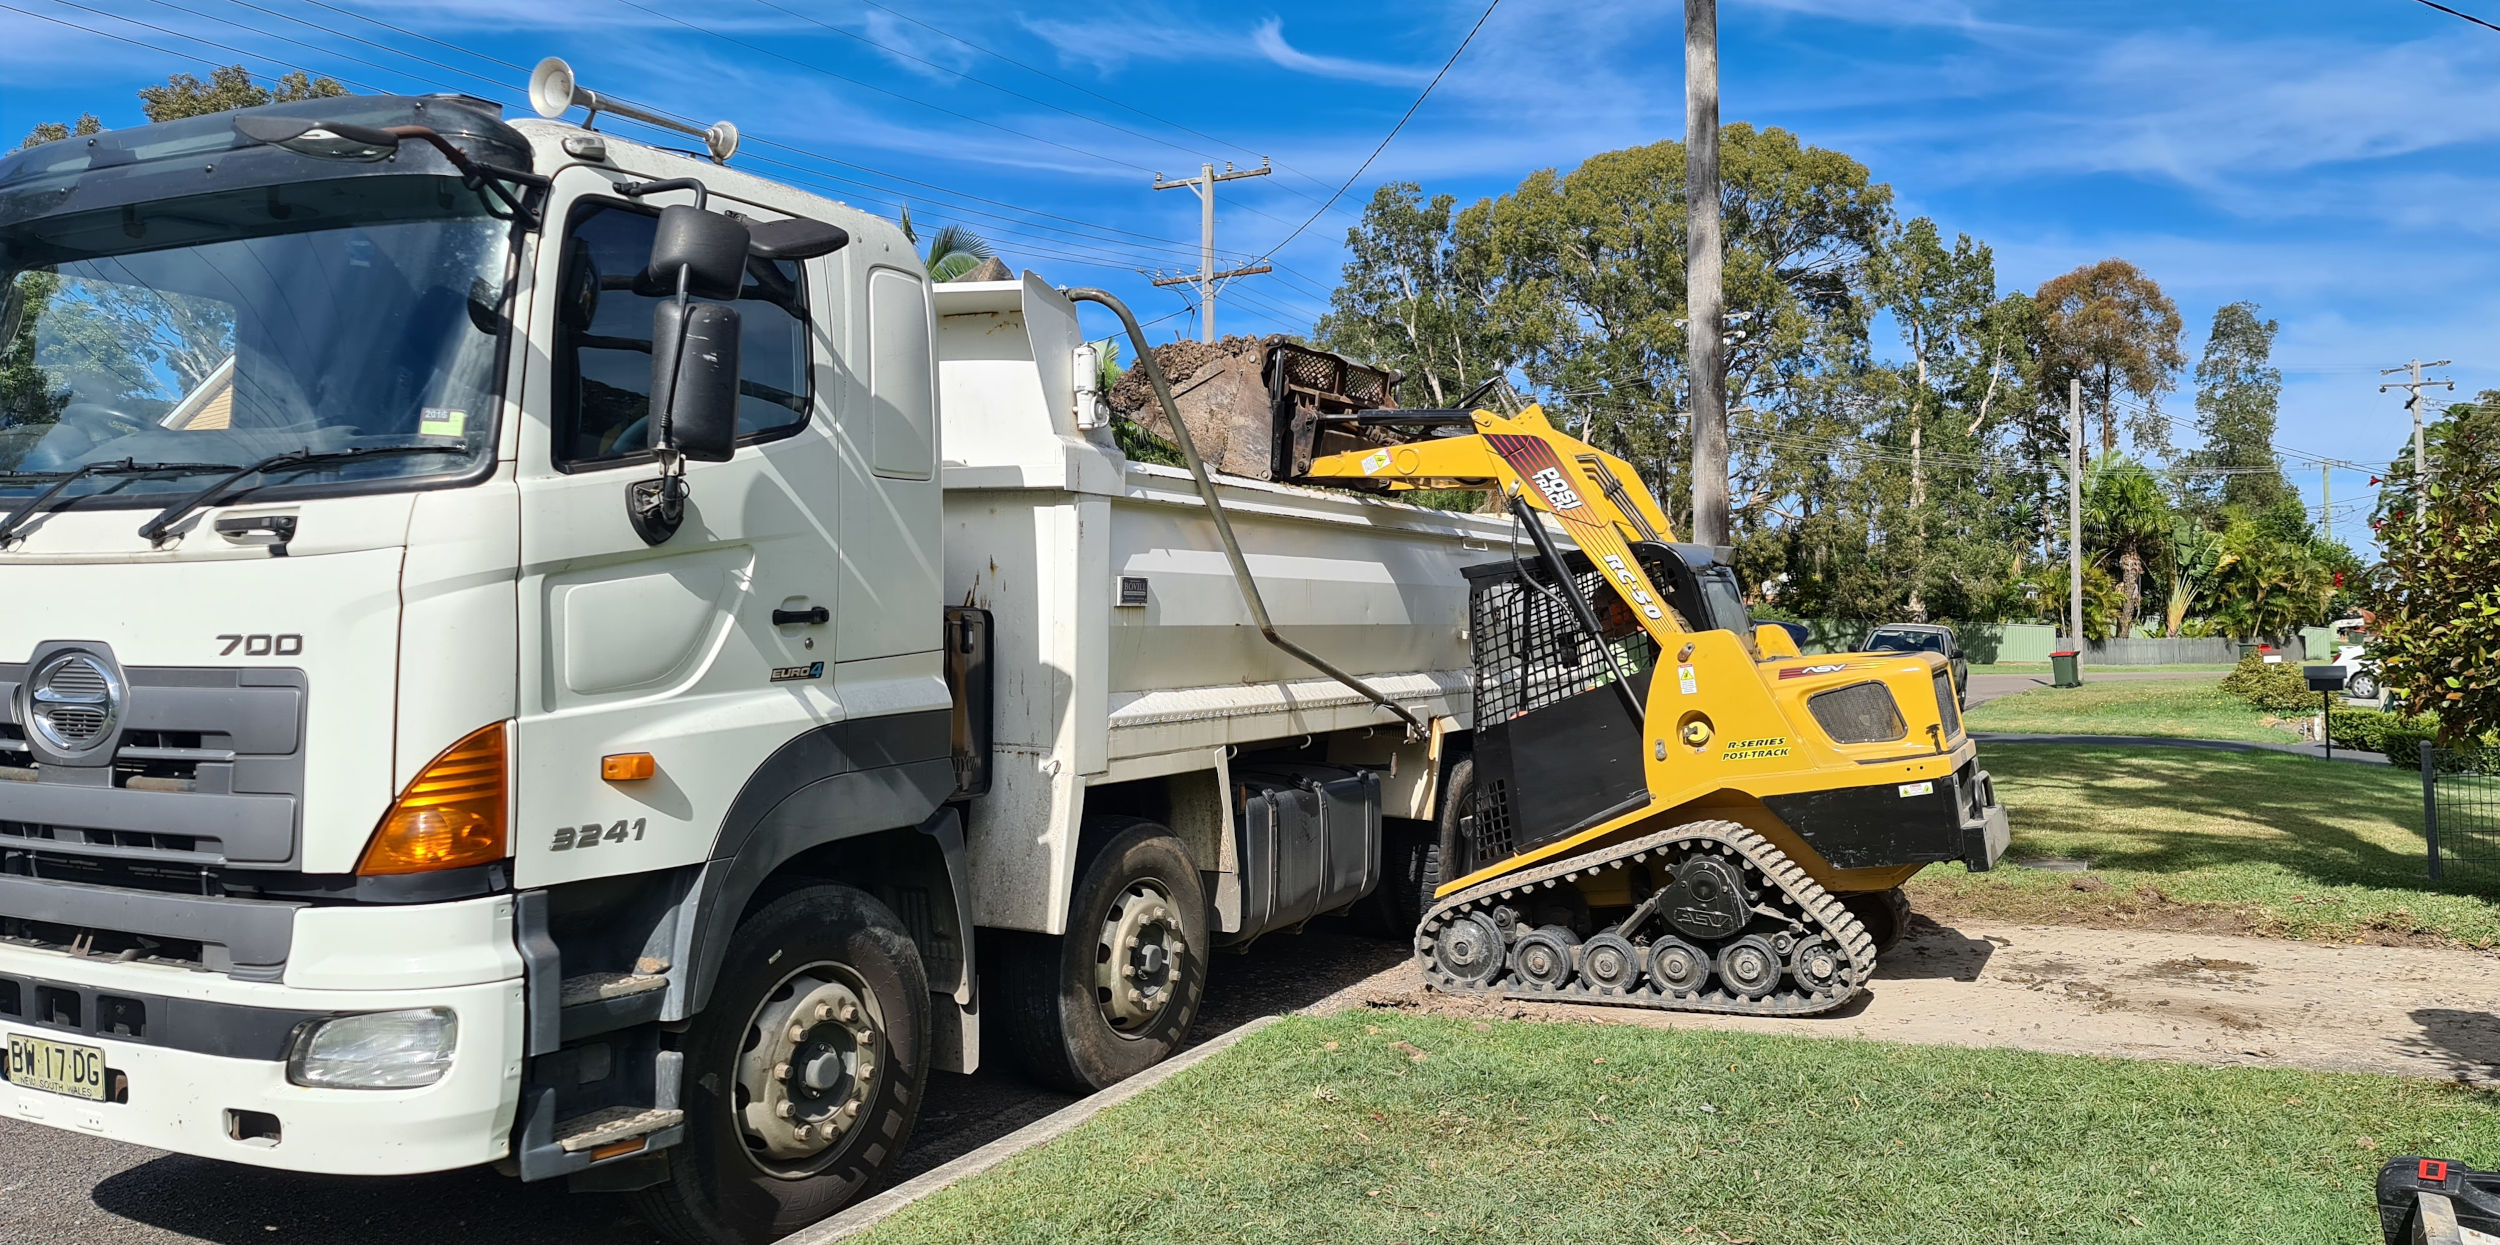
[0,72,1503,1241]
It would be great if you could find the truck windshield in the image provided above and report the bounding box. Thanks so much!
[0,175,510,506]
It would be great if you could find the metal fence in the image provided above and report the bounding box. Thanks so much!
[2081,636,2266,665]
[2420,742,2500,879]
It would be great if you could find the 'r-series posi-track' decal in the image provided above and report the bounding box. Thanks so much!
[1720,735,1791,761]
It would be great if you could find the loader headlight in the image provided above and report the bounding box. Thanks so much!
[287,1008,458,1089]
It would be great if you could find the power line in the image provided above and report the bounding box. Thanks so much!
[2409,0,2500,34]
[30,0,388,94]
[608,0,1163,176]
[739,0,1217,171]
[839,0,1336,207]
[0,1,267,80]
[1252,0,1500,265]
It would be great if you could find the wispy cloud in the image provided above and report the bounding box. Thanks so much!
[1249,18,1432,86]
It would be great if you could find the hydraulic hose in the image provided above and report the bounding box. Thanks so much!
[1064,287,1427,738]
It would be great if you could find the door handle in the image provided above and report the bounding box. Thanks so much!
[772,606,830,626]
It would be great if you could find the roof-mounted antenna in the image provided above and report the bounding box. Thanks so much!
[528,56,739,164]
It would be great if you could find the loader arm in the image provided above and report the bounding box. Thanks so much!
[1304,404,1692,656]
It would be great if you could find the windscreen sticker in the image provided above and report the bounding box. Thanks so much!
[419,407,468,437]
[1721,736,1789,761]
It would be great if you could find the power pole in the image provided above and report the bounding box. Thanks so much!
[2069,377,2084,652]
[1685,0,1728,548]
[2320,465,2330,539]
[1151,160,1272,343]
[2378,358,2453,490]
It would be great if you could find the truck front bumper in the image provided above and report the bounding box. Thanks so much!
[0,894,524,1175]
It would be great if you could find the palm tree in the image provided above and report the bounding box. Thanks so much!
[2084,453,2170,639]
[898,205,996,283]
[2164,518,2221,637]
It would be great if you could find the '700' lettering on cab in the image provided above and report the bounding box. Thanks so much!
[551,818,648,851]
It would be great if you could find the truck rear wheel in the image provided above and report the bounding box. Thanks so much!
[1378,757,1470,937]
[634,885,928,1245]
[997,818,1208,1093]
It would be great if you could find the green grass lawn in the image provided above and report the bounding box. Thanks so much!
[855,1014,2500,1245]
[1964,676,2300,743]
[1919,744,2500,946]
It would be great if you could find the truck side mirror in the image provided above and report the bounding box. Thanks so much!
[644,204,750,466]
[646,204,750,300]
[650,299,741,464]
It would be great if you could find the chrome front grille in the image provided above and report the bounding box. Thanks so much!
[0,655,307,870]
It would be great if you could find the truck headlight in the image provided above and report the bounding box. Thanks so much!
[287,1008,458,1089]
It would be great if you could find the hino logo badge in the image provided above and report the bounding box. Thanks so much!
[23,650,122,758]
[771,661,825,683]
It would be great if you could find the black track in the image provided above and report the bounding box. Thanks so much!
[1415,819,1876,1016]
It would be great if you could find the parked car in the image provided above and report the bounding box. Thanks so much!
[1863,622,1968,707]
[2326,617,2380,700]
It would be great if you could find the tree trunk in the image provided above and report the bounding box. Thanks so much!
[2117,545,2144,640]
[2097,363,2119,457]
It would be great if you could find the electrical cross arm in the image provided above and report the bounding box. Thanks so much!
[1305,404,1692,653]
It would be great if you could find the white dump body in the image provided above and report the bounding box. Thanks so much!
[935,276,1513,933]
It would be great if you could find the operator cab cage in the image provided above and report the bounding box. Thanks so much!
[1459,541,1752,874]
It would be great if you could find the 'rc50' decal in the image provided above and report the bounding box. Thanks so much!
[551,818,647,851]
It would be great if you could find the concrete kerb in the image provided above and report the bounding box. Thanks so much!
[779,1014,1286,1244]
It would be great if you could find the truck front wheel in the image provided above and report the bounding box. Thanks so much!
[635,885,929,1245]
[997,818,1208,1093]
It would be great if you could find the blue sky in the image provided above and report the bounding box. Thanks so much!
[6,0,2493,550]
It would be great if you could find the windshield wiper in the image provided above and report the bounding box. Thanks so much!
[0,459,236,545]
[136,444,470,543]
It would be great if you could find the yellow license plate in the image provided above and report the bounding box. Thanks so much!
[7,1033,108,1101]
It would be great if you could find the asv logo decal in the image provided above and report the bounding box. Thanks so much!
[1530,466,1585,510]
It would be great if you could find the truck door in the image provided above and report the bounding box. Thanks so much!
[512,174,846,885]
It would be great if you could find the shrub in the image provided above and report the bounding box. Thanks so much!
[2220,652,2317,713]
[2324,706,2440,763]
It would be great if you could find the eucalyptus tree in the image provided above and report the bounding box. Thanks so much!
[2188,300,2293,514]
[2035,259,2186,458]
[1316,183,1517,407]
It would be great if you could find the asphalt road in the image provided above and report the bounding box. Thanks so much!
[0,924,1408,1245]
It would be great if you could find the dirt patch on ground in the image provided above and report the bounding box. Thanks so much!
[1299,919,2500,1086]
[1909,882,2476,950]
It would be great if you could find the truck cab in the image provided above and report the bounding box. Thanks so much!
[0,89,976,1231]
